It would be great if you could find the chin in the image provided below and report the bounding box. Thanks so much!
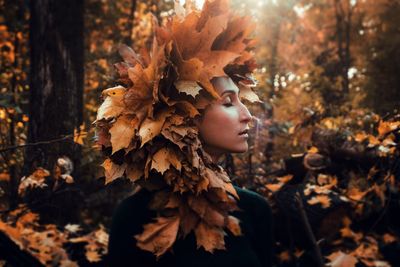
[230,144,249,154]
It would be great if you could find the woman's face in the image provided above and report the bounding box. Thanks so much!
[196,77,252,160]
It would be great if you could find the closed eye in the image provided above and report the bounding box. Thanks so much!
[222,96,234,107]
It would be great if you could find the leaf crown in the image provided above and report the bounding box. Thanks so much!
[95,0,260,257]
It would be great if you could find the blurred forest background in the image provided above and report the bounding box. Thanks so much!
[0,0,400,266]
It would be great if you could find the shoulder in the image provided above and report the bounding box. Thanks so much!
[115,188,151,213]
[110,188,153,231]
[234,186,272,218]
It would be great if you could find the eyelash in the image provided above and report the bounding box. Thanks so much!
[223,97,233,107]
[223,103,233,107]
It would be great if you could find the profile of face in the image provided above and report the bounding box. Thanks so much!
[196,76,252,161]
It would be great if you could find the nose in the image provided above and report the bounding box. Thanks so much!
[239,102,252,123]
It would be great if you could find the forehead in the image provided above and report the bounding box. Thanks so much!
[211,77,239,95]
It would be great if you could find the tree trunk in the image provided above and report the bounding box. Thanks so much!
[334,0,352,96]
[25,0,84,176]
[124,0,137,46]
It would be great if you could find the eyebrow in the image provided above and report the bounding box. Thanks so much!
[221,89,238,96]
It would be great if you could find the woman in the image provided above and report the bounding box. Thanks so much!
[96,1,273,266]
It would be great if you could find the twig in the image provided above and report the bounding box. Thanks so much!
[295,192,325,267]
[0,135,73,153]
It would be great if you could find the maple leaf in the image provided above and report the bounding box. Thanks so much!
[179,203,200,237]
[205,168,239,199]
[174,80,203,98]
[101,159,126,184]
[238,84,260,103]
[161,120,197,149]
[123,37,166,119]
[212,14,257,72]
[86,250,101,263]
[326,251,358,267]
[151,147,183,174]
[96,86,126,121]
[135,216,180,257]
[188,195,225,227]
[226,215,241,236]
[170,3,240,98]
[377,120,400,137]
[125,163,144,182]
[18,168,50,196]
[109,115,139,154]
[212,15,255,52]
[139,108,173,148]
[64,224,81,233]
[194,221,225,252]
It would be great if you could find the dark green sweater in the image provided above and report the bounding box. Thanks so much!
[108,186,273,267]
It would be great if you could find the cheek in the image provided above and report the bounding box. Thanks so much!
[199,107,238,142]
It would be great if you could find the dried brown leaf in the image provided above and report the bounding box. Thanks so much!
[135,216,180,257]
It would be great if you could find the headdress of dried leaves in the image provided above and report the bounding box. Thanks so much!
[94,0,260,257]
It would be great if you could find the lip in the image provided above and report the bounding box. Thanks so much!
[238,129,249,138]
[239,133,249,138]
[238,129,249,135]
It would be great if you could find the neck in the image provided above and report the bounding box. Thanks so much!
[202,146,224,164]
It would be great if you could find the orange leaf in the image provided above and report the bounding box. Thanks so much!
[326,251,358,267]
[102,159,126,184]
[238,84,260,103]
[135,216,180,257]
[151,147,182,174]
[194,221,225,252]
[139,108,172,147]
[265,183,283,192]
[109,115,138,154]
[96,86,126,121]
[226,215,241,236]
[174,80,203,97]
